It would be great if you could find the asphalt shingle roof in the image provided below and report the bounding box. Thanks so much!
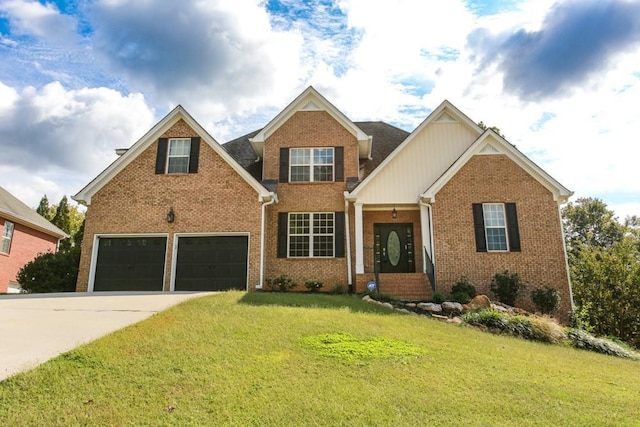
[0,186,67,238]
[222,121,409,185]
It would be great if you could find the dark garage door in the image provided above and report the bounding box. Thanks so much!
[175,236,248,291]
[94,237,167,291]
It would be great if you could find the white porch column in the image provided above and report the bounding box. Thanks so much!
[354,202,364,274]
[419,202,431,273]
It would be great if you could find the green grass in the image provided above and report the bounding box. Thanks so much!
[1,292,639,426]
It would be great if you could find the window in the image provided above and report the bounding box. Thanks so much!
[483,204,508,251]
[155,137,200,175]
[290,148,334,182]
[288,213,334,257]
[1,221,14,254]
[472,203,521,252]
[167,138,191,173]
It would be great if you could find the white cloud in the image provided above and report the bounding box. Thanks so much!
[0,0,79,46]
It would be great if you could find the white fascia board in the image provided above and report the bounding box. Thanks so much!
[350,100,482,198]
[0,209,68,239]
[421,130,573,203]
[249,86,371,159]
[74,106,271,205]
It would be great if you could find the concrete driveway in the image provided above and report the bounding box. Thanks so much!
[0,292,211,381]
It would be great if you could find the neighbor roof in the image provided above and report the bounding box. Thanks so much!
[0,186,67,239]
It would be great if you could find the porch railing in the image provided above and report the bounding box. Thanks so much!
[424,246,436,292]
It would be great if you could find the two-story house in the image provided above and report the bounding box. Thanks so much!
[74,87,574,318]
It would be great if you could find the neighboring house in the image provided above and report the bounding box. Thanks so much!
[0,186,67,293]
[74,87,574,319]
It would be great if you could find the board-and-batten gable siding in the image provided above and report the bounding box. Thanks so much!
[355,121,479,204]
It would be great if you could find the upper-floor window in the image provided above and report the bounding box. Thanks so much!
[167,138,191,174]
[155,137,201,175]
[472,202,521,252]
[290,148,334,182]
[1,220,14,254]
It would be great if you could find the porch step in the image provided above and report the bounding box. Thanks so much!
[376,273,432,301]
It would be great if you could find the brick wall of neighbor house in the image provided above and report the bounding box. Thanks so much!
[263,111,359,290]
[432,154,572,320]
[76,119,263,292]
[0,217,59,293]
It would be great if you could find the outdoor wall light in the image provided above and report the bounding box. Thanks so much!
[167,207,175,223]
[392,208,397,219]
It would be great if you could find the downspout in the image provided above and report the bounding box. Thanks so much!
[557,200,575,312]
[257,193,276,290]
[419,198,435,265]
[344,197,353,290]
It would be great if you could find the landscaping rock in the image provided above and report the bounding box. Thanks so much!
[362,295,372,302]
[382,302,394,310]
[467,295,491,311]
[442,301,463,313]
[447,316,463,324]
[491,304,508,313]
[431,314,449,321]
[417,302,442,313]
[405,302,417,308]
[395,308,413,314]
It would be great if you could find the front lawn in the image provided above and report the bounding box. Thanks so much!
[1,292,638,425]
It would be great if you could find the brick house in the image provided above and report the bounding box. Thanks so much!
[74,87,574,317]
[0,186,67,293]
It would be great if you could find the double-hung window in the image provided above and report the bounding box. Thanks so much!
[288,213,334,257]
[167,138,191,174]
[1,221,14,254]
[290,148,334,182]
[483,203,508,251]
[473,203,521,252]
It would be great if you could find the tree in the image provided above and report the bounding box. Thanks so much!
[562,197,624,254]
[477,121,505,138]
[51,195,71,235]
[36,195,54,221]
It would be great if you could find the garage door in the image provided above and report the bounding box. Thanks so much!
[175,236,248,291]
[93,237,167,291]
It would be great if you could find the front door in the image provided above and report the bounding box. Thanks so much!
[374,223,415,273]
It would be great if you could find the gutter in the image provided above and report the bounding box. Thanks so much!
[257,193,277,289]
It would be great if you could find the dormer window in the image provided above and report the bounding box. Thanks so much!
[290,148,334,182]
[155,137,201,175]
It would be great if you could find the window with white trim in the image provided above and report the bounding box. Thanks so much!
[1,221,14,254]
[288,213,334,257]
[167,138,191,173]
[483,203,508,251]
[290,148,334,182]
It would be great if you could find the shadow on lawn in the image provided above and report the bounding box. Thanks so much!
[238,291,399,315]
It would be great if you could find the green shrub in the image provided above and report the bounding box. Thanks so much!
[17,247,80,293]
[451,276,476,303]
[462,310,507,330]
[490,270,525,306]
[505,315,534,340]
[431,291,446,304]
[304,280,323,292]
[368,292,399,303]
[567,329,638,359]
[266,274,297,292]
[531,286,561,314]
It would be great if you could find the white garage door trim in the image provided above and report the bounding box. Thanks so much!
[170,232,251,292]
[88,233,169,292]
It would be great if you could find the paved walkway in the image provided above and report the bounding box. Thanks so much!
[0,292,211,381]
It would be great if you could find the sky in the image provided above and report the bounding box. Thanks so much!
[1,0,639,219]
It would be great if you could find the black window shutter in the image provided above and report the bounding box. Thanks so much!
[277,212,288,258]
[506,203,521,252]
[334,211,345,257]
[472,204,487,252]
[334,147,344,182]
[279,148,289,183]
[189,137,200,173]
[155,138,168,174]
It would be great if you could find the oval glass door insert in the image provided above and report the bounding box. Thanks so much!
[387,231,401,267]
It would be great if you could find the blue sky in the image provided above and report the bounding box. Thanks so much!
[1,0,639,219]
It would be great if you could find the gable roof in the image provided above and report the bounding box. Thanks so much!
[0,186,67,239]
[249,86,372,160]
[223,121,409,182]
[73,106,273,205]
[349,100,482,197]
[421,129,573,203]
